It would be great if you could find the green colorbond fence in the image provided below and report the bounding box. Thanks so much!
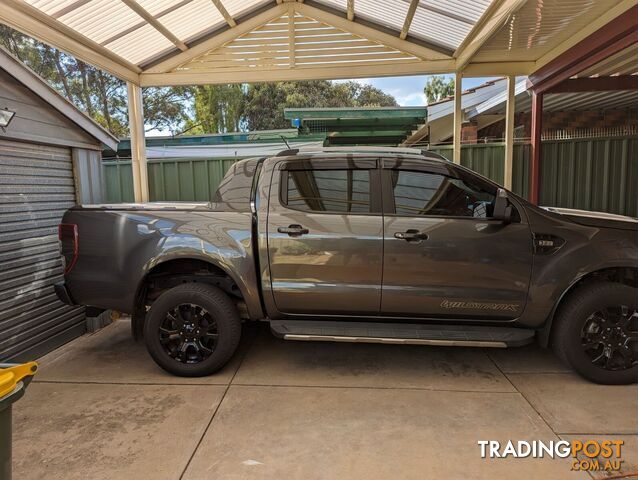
[104,136,638,217]
[104,157,242,203]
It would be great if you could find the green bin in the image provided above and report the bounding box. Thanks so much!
[0,362,37,480]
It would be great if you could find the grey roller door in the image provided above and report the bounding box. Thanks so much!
[0,138,86,361]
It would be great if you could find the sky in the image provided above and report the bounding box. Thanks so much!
[338,75,496,106]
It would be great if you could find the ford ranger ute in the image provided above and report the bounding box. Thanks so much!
[55,148,638,384]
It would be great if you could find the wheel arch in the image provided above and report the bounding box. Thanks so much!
[538,264,638,347]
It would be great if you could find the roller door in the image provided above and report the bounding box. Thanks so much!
[0,138,85,361]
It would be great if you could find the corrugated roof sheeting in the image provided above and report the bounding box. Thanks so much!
[578,43,638,77]
[154,0,226,43]
[105,23,174,65]
[313,0,490,49]
[475,0,625,62]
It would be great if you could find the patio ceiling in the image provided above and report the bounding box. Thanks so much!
[1,0,635,86]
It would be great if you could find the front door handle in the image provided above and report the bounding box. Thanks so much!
[394,229,428,243]
[277,224,309,237]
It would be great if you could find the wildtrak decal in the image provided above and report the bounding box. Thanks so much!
[441,300,519,312]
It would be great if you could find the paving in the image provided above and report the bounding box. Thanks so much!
[12,319,638,480]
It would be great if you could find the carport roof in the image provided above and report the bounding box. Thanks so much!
[1,0,635,86]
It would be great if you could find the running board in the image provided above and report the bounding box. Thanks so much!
[270,320,535,348]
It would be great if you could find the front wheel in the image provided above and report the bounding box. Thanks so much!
[552,281,638,384]
[144,283,241,377]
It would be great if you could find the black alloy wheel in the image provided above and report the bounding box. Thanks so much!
[159,303,219,364]
[581,305,638,371]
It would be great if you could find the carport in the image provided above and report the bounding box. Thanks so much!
[1,0,635,203]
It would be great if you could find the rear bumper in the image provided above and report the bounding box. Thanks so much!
[54,282,75,306]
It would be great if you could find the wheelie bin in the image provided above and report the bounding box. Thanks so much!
[0,362,38,480]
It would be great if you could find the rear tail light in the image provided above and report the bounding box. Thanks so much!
[59,223,78,275]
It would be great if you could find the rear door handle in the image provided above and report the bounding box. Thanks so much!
[394,229,428,243]
[277,224,309,237]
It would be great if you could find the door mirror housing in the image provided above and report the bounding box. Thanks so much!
[493,188,513,223]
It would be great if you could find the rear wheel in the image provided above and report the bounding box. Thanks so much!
[144,283,241,377]
[552,281,638,384]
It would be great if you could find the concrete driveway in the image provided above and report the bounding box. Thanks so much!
[13,319,638,480]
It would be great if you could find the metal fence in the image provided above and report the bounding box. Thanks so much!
[104,157,241,203]
[103,136,638,216]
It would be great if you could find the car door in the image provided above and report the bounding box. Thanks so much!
[380,157,533,319]
[266,157,384,316]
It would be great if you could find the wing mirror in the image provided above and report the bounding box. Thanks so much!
[493,188,513,224]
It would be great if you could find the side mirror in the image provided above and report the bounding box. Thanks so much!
[493,188,513,224]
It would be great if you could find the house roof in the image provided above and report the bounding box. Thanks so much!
[0,46,119,150]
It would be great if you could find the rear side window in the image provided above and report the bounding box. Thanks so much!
[390,170,496,218]
[283,169,371,213]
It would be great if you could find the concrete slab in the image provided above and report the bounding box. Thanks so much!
[35,319,258,385]
[12,382,225,480]
[183,385,582,480]
[509,373,638,434]
[560,435,638,480]
[487,345,571,374]
[233,329,515,392]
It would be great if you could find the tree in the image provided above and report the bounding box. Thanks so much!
[185,84,245,134]
[0,24,192,137]
[243,80,397,131]
[423,75,455,104]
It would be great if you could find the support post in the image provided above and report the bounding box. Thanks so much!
[529,90,542,205]
[127,82,149,203]
[453,71,462,164]
[503,75,516,190]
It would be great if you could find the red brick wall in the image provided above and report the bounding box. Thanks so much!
[477,108,638,141]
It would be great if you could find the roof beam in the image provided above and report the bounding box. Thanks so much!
[454,0,527,70]
[297,2,452,60]
[0,0,140,83]
[529,4,638,94]
[545,75,638,94]
[534,0,637,72]
[211,0,237,27]
[144,3,288,73]
[141,59,454,86]
[347,0,354,21]
[400,0,419,40]
[120,0,187,51]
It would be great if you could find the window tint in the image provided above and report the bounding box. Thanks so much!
[284,169,371,213]
[391,170,496,218]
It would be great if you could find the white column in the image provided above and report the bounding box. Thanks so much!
[127,82,149,203]
[453,71,462,164]
[503,75,516,190]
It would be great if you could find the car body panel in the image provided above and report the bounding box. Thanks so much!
[60,151,638,335]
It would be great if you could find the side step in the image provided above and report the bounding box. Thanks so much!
[270,320,535,348]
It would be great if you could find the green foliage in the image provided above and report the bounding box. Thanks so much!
[186,84,245,134]
[243,80,398,131]
[423,75,455,104]
[0,25,192,137]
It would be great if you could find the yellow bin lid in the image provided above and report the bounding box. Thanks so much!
[0,362,38,399]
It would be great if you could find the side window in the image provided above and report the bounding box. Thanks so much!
[283,169,371,213]
[390,170,496,218]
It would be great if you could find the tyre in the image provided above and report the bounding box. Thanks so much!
[552,281,638,385]
[144,283,241,377]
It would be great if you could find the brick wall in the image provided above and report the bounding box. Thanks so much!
[477,108,638,140]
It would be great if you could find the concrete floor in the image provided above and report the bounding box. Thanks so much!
[12,319,638,480]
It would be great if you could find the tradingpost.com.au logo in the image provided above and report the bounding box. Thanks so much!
[478,439,624,473]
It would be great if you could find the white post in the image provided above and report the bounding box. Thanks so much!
[453,71,462,164]
[127,82,149,203]
[504,75,516,190]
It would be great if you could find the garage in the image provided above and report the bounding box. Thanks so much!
[0,48,117,362]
